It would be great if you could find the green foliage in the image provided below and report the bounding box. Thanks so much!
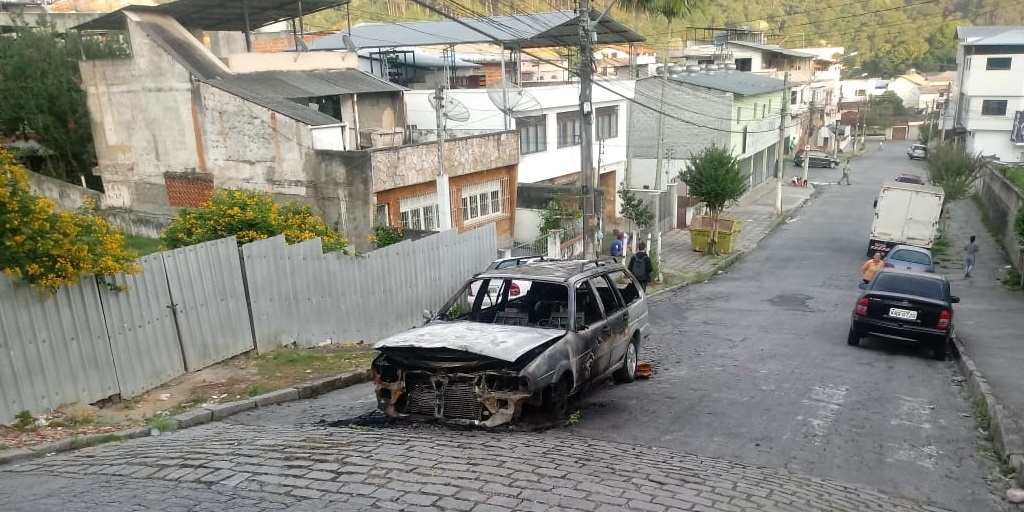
[122,234,163,256]
[538,193,582,233]
[617,183,653,231]
[11,410,36,430]
[918,121,940,145]
[369,224,403,248]
[999,165,1024,192]
[861,91,906,129]
[161,189,349,253]
[1,149,140,293]
[680,145,747,255]
[1014,207,1024,248]
[926,145,988,204]
[0,20,127,183]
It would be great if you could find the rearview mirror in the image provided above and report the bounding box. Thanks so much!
[422,309,433,320]
[858,282,867,290]
[950,296,960,304]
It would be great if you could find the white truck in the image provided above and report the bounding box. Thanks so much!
[868,182,945,256]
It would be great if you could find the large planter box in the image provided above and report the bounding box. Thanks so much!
[689,216,741,253]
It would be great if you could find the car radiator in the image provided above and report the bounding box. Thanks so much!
[407,375,482,420]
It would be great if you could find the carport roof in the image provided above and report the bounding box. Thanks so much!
[73,0,347,32]
[309,9,644,51]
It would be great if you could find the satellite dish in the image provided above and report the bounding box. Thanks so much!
[486,80,542,118]
[429,94,471,123]
[342,33,357,52]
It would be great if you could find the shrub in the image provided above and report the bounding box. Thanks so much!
[368,224,403,248]
[0,149,139,293]
[161,189,349,253]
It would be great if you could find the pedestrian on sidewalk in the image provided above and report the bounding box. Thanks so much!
[838,160,852,185]
[862,252,885,284]
[609,233,624,262]
[964,235,979,278]
[878,140,884,150]
[629,242,654,292]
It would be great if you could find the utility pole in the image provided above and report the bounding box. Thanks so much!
[803,99,813,183]
[940,81,951,144]
[578,0,596,259]
[434,84,452,231]
[775,72,790,215]
[834,91,842,158]
[652,31,670,277]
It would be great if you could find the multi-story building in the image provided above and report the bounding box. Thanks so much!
[945,26,1024,163]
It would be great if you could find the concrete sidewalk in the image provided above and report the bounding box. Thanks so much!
[941,199,1024,486]
[655,178,815,281]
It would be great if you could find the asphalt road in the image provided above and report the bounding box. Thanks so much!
[0,143,1013,511]
[569,143,1010,510]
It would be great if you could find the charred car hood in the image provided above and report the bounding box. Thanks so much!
[374,322,566,363]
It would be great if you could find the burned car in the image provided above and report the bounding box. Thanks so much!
[372,260,650,427]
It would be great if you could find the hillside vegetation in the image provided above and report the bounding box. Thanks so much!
[304,0,1024,77]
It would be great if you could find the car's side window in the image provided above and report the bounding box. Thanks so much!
[589,275,624,315]
[609,270,641,304]
[574,282,605,330]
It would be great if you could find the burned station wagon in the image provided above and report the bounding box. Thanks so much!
[372,260,650,427]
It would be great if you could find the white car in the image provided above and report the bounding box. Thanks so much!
[468,255,557,306]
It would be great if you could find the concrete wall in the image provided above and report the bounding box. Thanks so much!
[978,167,1024,270]
[309,151,374,250]
[630,78,732,161]
[357,92,406,134]
[26,172,101,211]
[225,51,358,73]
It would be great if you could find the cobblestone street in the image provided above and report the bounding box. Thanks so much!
[1,423,954,512]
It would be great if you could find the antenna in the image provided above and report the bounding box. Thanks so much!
[429,94,471,123]
[486,80,543,118]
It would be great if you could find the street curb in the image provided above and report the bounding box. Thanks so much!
[649,190,814,300]
[952,334,1024,487]
[0,368,372,468]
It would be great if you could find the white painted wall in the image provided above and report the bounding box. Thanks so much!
[968,130,1024,163]
[405,80,636,184]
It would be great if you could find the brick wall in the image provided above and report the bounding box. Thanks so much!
[164,173,214,207]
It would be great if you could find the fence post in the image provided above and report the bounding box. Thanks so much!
[548,229,562,259]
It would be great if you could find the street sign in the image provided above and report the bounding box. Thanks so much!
[804,145,811,151]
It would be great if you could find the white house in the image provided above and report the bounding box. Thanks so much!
[945,26,1024,163]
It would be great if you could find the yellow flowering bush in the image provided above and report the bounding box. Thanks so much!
[0,149,140,293]
[161,189,349,253]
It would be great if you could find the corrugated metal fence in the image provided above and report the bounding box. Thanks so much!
[0,225,496,423]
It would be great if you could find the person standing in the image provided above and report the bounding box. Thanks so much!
[609,233,624,262]
[629,241,654,292]
[838,160,852,185]
[964,235,979,278]
[862,252,885,284]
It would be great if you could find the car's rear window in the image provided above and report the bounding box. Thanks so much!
[890,250,932,265]
[872,274,944,300]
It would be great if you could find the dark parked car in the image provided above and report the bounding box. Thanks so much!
[848,269,959,360]
[372,260,650,426]
[908,144,928,160]
[895,173,925,184]
[794,150,840,168]
[883,245,935,273]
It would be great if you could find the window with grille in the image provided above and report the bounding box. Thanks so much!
[517,115,546,154]
[596,106,618,140]
[461,181,502,223]
[557,111,581,148]
[400,194,440,231]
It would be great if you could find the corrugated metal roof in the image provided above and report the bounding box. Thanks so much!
[957,25,1024,42]
[203,70,405,126]
[729,41,817,59]
[662,71,787,96]
[74,0,345,31]
[967,29,1024,46]
[309,9,644,50]
[135,16,231,80]
[358,49,479,69]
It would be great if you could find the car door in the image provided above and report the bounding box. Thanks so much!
[587,275,629,376]
[571,281,608,386]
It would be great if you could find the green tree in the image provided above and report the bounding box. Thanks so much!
[862,91,906,129]
[538,192,582,233]
[926,144,989,204]
[161,189,350,253]
[617,183,653,233]
[0,148,139,293]
[1015,207,1024,249]
[918,121,940,145]
[679,145,747,255]
[0,19,127,183]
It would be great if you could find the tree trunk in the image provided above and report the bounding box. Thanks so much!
[708,207,720,255]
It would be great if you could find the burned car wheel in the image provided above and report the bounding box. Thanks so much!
[612,339,638,384]
[544,376,572,419]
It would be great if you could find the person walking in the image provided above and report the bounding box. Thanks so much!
[862,252,885,284]
[964,235,979,278]
[629,241,654,292]
[838,160,852,185]
[609,233,624,262]
[878,140,884,150]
